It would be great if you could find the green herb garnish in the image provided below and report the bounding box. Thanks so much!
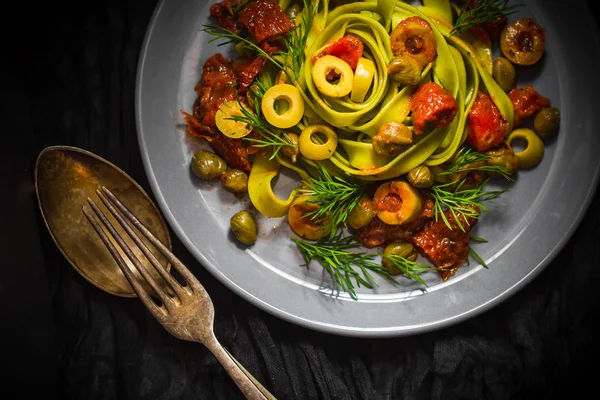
[451,0,521,35]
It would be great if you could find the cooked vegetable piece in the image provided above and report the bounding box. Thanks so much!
[261,84,305,129]
[533,107,560,140]
[312,35,364,72]
[351,57,376,102]
[484,144,519,176]
[390,16,437,66]
[298,124,338,160]
[215,101,253,139]
[312,55,355,98]
[288,195,332,240]
[407,165,434,188]
[382,242,417,275]
[281,132,300,162]
[467,91,509,152]
[500,17,546,65]
[238,0,292,43]
[508,84,550,126]
[230,210,258,246]
[506,128,544,168]
[387,55,422,86]
[347,193,376,230]
[372,122,413,156]
[492,57,516,92]
[373,180,422,225]
[191,150,227,179]
[221,169,249,193]
[409,82,458,135]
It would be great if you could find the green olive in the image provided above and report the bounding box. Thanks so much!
[407,165,434,188]
[282,132,300,163]
[372,122,413,156]
[191,150,227,179]
[346,193,376,229]
[221,169,249,193]
[484,144,519,176]
[230,210,258,245]
[382,242,417,275]
[492,57,516,92]
[533,107,560,140]
[285,3,302,21]
[387,55,422,86]
[506,128,544,169]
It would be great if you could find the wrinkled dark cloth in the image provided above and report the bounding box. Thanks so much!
[2,0,600,399]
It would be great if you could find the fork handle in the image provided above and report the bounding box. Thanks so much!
[205,338,270,400]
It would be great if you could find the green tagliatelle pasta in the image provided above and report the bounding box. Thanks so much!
[248,0,516,191]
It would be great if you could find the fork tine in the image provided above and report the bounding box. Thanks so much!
[82,204,166,319]
[95,189,189,300]
[101,186,206,293]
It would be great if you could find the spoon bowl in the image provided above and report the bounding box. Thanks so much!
[35,145,172,297]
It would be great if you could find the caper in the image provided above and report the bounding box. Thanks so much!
[533,107,560,140]
[191,150,227,179]
[407,165,434,188]
[230,210,258,245]
[492,57,516,92]
[346,193,376,229]
[285,3,302,21]
[372,122,413,156]
[282,132,300,163]
[382,242,417,275]
[484,144,519,176]
[221,169,248,193]
[387,55,422,86]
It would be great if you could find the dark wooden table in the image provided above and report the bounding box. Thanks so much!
[3,0,600,398]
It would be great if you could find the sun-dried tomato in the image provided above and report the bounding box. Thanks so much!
[238,0,291,43]
[508,84,550,126]
[409,82,458,135]
[467,91,509,152]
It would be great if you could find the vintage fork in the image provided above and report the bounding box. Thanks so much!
[82,186,274,400]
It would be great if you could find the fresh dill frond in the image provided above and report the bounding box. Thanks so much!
[451,0,522,35]
[296,168,364,238]
[292,233,397,300]
[431,178,507,232]
[379,254,440,287]
[439,147,513,181]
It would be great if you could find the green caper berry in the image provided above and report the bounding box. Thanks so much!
[346,193,376,229]
[382,242,417,275]
[230,210,258,245]
[221,169,248,193]
[407,165,434,188]
[533,107,560,140]
[191,150,227,180]
[387,55,422,86]
[492,57,517,92]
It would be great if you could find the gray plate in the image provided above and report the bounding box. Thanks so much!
[136,0,600,337]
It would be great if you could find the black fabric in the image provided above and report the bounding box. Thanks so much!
[3,0,600,398]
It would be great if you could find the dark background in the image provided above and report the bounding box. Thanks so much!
[2,0,599,398]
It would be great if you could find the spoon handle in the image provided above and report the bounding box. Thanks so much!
[205,337,269,400]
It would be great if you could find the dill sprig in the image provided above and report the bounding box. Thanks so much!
[296,168,364,238]
[451,0,522,35]
[440,147,513,181]
[204,0,315,82]
[380,254,441,287]
[292,233,398,300]
[431,178,507,232]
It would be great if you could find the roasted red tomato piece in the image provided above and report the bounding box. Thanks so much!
[209,1,244,35]
[412,208,478,281]
[238,0,291,43]
[409,82,458,135]
[508,84,550,126]
[312,35,364,71]
[466,91,509,152]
